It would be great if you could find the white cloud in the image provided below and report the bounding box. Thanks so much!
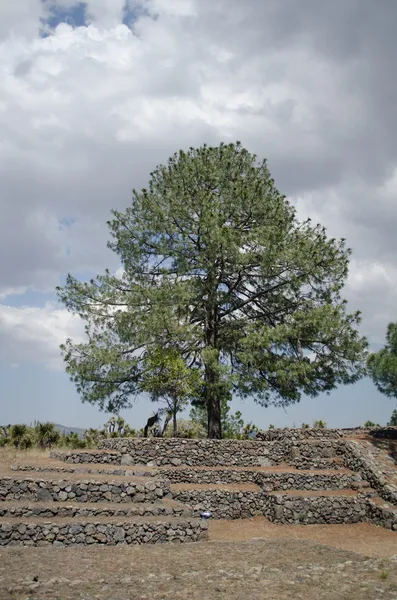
[0,303,84,369]
[0,0,397,368]
[85,0,127,27]
[0,0,45,42]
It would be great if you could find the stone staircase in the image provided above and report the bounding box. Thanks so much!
[0,459,206,546]
[1,434,396,546]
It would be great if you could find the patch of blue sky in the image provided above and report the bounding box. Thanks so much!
[3,289,58,309]
[40,1,88,36]
[39,1,144,36]
[122,2,146,28]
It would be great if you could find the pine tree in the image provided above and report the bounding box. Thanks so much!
[58,142,368,438]
[368,322,397,398]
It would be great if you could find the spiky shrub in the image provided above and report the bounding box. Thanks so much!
[35,422,60,449]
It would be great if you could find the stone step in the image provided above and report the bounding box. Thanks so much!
[51,450,122,465]
[0,475,170,504]
[9,461,364,492]
[268,489,359,497]
[158,466,362,490]
[170,482,265,519]
[98,437,345,468]
[0,515,207,546]
[171,482,261,493]
[366,497,397,530]
[169,484,380,524]
[266,490,372,526]
[51,444,348,469]
[11,462,156,478]
[0,467,154,483]
[0,498,193,519]
[292,457,344,470]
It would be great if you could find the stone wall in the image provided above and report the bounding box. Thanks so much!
[98,438,276,466]
[370,427,397,440]
[97,437,342,468]
[0,518,208,547]
[366,499,397,530]
[0,502,191,519]
[0,477,170,503]
[12,464,156,477]
[51,451,121,464]
[171,488,396,528]
[172,488,266,519]
[342,441,397,505]
[264,494,368,525]
[256,428,348,441]
[159,467,362,490]
[256,427,397,441]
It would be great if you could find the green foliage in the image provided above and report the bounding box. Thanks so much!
[388,409,397,426]
[368,323,397,398]
[313,419,327,429]
[9,424,33,449]
[0,420,140,451]
[35,422,60,449]
[364,420,380,428]
[163,419,207,439]
[141,348,201,436]
[57,142,368,438]
[190,398,256,439]
[301,423,310,428]
[268,424,275,429]
[61,431,87,449]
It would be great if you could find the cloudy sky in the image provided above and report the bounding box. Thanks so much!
[1,0,396,431]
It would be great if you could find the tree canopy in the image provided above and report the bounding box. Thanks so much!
[57,142,368,438]
[367,322,397,399]
[141,347,201,436]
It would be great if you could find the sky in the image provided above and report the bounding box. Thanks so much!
[1,0,397,431]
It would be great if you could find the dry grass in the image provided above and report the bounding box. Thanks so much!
[1,539,396,600]
[0,448,51,462]
[209,517,397,558]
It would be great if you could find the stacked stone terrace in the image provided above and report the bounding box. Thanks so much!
[1,428,396,546]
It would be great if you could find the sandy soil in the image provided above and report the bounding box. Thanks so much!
[1,538,396,600]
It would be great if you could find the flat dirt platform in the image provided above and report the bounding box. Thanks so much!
[209,517,397,558]
[1,536,397,600]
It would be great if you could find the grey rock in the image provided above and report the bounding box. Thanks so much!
[69,525,83,535]
[113,527,125,542]
[37,488,53,502]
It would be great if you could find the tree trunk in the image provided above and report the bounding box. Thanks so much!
[204,267,222,438]
[173,410,177,437]
[205,363,222,439]
[208,392,222,439]
[161,414,171,437]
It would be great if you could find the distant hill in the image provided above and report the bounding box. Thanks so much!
[55,424,86,438]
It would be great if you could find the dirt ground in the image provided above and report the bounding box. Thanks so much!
[1,537,397,600]
[209,517,397,558]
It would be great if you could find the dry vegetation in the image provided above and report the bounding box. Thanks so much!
[1,539,397,600]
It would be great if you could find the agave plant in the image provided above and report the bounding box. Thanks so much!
[10,424,29,449]
[35,422,60,449]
